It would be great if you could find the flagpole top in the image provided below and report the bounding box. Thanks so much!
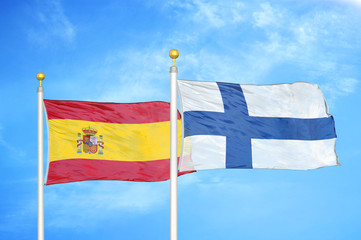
[36,72,45,87]
[169,49,179,66]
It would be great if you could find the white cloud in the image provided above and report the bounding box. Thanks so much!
[245,3,361,97]
[293,26,316,45]
[253,2,283,27]
[333,0,361,7]
[337,78,358,93]
[94,47,171,103]
[321,77,359,106]
[164,0,246,28]
[192,0,245,27]
[43,1,360,107]
[27,0,75,45]
[165,1,361,99]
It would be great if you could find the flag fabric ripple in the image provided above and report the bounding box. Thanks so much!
[177,80,339,171]
[44,100,189,185]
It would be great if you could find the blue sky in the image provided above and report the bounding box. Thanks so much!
[1,0,361,239]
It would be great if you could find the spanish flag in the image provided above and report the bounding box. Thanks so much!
[44,100,187,185]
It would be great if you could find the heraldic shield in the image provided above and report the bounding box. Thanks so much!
[77,126,104,154]
[83,135,98,154]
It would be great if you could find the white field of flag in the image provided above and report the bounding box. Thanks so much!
[178,79,339,172]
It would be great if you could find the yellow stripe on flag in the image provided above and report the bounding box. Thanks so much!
[48,119,182,162]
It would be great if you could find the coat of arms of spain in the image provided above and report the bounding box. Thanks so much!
[77,126,104,154]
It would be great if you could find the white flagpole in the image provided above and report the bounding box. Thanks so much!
[37,72,45,240]
[169,49,179,240]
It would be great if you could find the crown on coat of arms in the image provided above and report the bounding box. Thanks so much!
[82,126,97,136]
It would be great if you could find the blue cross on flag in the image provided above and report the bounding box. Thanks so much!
[177,79,338,171]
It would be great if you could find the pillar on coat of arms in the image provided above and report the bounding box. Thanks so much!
[77,133,82,153]
[98,135,104,155]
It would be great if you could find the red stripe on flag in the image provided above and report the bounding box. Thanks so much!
[44,100,181,124]
[46,159,193,185]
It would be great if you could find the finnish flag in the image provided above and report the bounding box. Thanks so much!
[177,80,339,171]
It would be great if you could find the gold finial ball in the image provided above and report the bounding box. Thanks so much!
[36,72,45,81]
[169,49,179,60]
